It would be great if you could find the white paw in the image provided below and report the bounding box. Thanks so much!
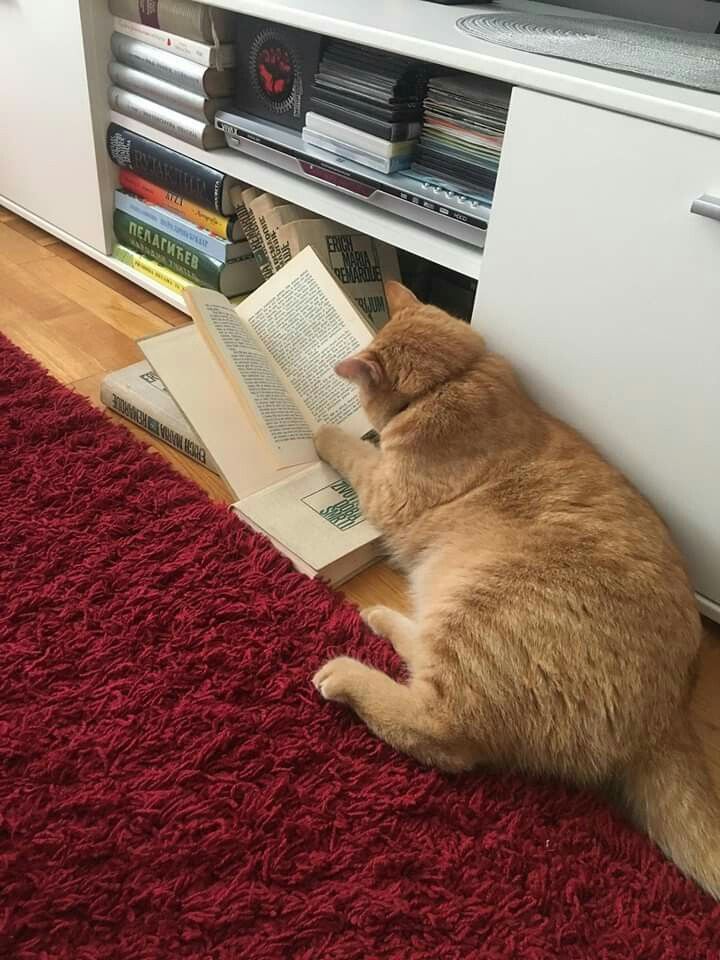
[360,605,391,636]
[313,424,346,463]
[312,656,363,702]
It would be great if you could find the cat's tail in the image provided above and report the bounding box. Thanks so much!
[622,709,720,898]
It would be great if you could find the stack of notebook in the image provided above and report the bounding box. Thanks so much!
[302,39,429,174]
[410,75,511,201]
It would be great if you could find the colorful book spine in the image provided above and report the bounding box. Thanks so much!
[113,209,224,288]
[106,122,231,212]
[111,16,236,68]
[114,190,248,262]
[113,242,192,294]
[117,168,238,239]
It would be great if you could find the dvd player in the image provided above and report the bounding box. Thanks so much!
[215,110,490,247]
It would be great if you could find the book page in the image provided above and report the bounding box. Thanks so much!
[237,246,375,438]
[234,461,379,575]
[183,289,317,467]
[278,219,400,331]
[138,324,304,497]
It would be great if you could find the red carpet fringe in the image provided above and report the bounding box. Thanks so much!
[0,335,718,958]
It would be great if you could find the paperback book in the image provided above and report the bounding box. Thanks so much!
[139,247,382,583]
[101,360,220,473]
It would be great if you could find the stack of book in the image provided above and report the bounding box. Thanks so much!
[105,249,383,585]
[410,75,511,201]
[107,123,261,297]
[108,0,236,149]
[301,39,429,174]
[231,187,402,330]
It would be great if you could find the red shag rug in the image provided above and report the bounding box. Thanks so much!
[1,334,719,960]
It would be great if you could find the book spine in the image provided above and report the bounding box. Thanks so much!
[111,33,208,96]
[107,87,224,152]
[113,209,223,288]
[111,16,236,68]
[107,122,226,211]
[113,242,191,294]
[117,168,235,239]
[108,61,228,124]
[115,189,230,261]
[108,0,234,44]
[232,191,273,280]
[100,371,220,474]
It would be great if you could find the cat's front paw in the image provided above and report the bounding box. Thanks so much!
[312,656,366,704]
[313,424,347,464]
[360,605,392,637]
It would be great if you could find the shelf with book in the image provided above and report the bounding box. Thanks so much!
[108,111,483,280]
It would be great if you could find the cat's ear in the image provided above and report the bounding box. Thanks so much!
[385,280,419,315]
[335,351,384,388]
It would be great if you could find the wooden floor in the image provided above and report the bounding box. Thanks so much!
[1,206,718,791]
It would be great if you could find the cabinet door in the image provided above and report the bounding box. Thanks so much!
[0,0,106,251]
[474,88,720,610]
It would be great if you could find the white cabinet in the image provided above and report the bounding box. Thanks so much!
[474,88,720,609]
[0,0,106,251]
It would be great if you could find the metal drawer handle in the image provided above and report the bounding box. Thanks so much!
[691,195,720,221]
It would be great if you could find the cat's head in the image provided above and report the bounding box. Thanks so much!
[336,281,486,430]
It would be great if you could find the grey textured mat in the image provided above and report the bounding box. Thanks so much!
[456,11,720,93]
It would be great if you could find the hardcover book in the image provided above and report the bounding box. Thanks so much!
[113,241,192,294]
[111,16,236,68]
[109,61,231,123]
[106,122,236,212]
[111,33,235,97]
[114,189,250,261]
[117,168,243,239]
[109,87,225,149]
[108,0,235,44]
[113,208,261,295]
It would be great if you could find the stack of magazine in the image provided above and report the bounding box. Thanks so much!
[410,75,511,200]
[132,248,384,585]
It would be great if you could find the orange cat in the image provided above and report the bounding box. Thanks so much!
[312,281,719,897]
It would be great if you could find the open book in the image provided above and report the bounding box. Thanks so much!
[138,247,381,584]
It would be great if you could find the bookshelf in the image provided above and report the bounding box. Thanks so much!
[107,112,483,279]
[0,0,719,621]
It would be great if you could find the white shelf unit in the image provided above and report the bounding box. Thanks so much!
[106,114,484,281]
